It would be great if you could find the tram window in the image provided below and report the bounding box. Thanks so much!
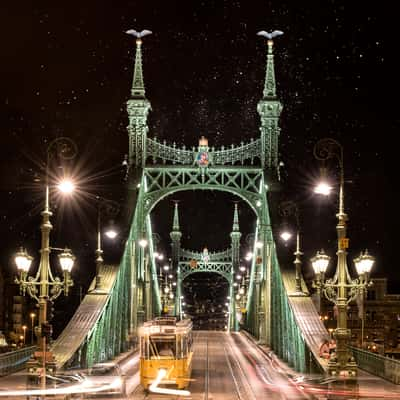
[140,337,147,357]
[177,336,187,358]
[149,336,175,358]
[188,332,193,352]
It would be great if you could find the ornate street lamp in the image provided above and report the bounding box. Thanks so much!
[279,200,304,294]
[92,197,120,292]
[311,137,375,377]
[14,136,77,380]
[22,325,27,346]
[354,250,374,347]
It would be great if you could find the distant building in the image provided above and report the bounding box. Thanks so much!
[3,281,28,345]
[318,278,400,356]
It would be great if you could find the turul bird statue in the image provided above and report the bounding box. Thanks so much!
[256,30,284,39]
[126,29,152,38]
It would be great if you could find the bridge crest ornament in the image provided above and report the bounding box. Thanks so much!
[201,247,210,264]
[195,136,212,172]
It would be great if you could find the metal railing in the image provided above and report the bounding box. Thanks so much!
[350,346,400,384]
[0,346,36,376]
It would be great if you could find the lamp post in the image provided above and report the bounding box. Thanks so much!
[93,197,120,292]
[22,325,27,346]
[30,313,36,344]
[279,200,304,294]
[354,250,375,348]
[311,137,375,377]
[14,137,77,382]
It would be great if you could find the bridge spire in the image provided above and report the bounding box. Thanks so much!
[230,203,241,270]
[131,36,146,98]
[231,202,240,233]
[126,30,152,169]
[172,201,181,232]
[257,32,283,174]
[170,201,182,317]
[170,201,182,262]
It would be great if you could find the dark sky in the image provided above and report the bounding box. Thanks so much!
[0,0,396,305]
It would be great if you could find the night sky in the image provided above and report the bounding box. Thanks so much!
[0,0,395,318]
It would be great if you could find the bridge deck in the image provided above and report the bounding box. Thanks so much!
[50,265,118,369]
[281,270,330,372]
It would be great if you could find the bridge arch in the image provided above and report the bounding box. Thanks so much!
[140,166,269,230]
[144,185,260,219]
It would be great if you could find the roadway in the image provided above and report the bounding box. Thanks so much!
[129,331,400,400]
[2,331,400,399]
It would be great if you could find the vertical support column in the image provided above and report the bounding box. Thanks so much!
[144,253,152,320]
[130,240,137,336]
[228,273,235,333]
[175,265,182,319]
[264,236,273,346]
[256,222,270,345]
[137,243,145,327]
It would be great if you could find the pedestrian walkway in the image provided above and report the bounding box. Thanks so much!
[241,329,400,399]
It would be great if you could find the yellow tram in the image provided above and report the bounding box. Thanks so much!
[139,317,193,390]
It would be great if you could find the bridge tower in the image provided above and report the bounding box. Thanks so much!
[126,35,153,330]
[257,38,283,177]
[127,35,151,171]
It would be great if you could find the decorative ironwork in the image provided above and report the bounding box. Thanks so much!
[147,137,262,166]
[180,261,232,282]
[180,248,232,262]
[143,167,263,217]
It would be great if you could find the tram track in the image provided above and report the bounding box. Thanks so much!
[132,330,317,400]
[223,335,257,400]
[203,332,209,400]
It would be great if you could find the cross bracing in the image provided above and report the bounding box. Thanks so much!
[142,166,264,216]
[179,261,233,282]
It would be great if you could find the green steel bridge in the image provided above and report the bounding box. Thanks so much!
[47,34,332,375]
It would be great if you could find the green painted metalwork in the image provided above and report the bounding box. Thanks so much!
[53,35,321,375]
[142,166,263,218]
[181,248,232,261]
[171,202,182,317]
[127,37,151,168]
[257,39,283,171]
[147,137,262,166]
[170,203,241,331]
[350,346,400,384]
[179,261,233,282]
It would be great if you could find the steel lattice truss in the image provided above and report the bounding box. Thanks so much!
[143,166,263,217]
[179,261,233,281]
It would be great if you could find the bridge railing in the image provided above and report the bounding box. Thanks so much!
[0,346,36,376]
[350,346,400,384]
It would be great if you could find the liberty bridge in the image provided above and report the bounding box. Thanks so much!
[1,30,399,400]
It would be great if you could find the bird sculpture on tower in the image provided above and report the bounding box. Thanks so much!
[256,30,284,39]
[126,29,152,38]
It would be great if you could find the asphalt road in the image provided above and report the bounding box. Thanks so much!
[3,331,400,399]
